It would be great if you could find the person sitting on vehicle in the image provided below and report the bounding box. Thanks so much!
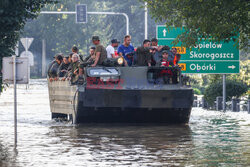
[134,39,152,66]
[79,47,96,69]
[68,53,80,84]
[90,36,107,67]
[61,53,74,81]
[83,46,96,64]
[151,38,166,65]
[117,35,135,66]
[57,55,70,77]
[72,46,78,54]
[47,57,57,77]
[68,53,73,63]
[149,46,158,66]
[72,46,84,62]
[172,53,181,84]
[157,50,174,84]
[170,47,177,63]
[77,47,97,84]
[151,38,158,47]
[67,53,74,72]
[48,54,63,81]
[106,39,120,58]
[174,54,181,65]
[157,50,173,67]
[90,46,95,56]
[151,38,163,51]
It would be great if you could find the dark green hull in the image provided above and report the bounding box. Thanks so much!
[76,89,193,124]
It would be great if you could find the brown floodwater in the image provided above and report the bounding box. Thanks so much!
[0,79,249,167]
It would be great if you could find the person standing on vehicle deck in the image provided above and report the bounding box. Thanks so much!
[135,39,152,66]
[58,55,70,77]
[106,39,120,58]
[117,35,135,66]
[68,53,80,84]
[151,38,163,65]
[48,54,63,81]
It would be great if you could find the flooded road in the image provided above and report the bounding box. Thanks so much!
[0,79,249,167]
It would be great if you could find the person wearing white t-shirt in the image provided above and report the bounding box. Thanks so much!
[106,39,120,58]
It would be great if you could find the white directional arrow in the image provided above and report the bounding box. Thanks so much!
[228,65,236,69]
[163,29,167,37]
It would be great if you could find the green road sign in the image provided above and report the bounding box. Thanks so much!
[157,26,185,39]
[178,61,240,74]
[156,25,240,74]
[158,39,239,61]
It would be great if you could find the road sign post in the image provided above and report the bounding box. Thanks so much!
[2,56,29,148]
[223,75,226,111]
[13,55,17,148]
[3,57,30,84]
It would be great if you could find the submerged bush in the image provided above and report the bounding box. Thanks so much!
[204,80,248,105]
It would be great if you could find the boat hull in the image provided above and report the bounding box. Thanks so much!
[76,107,191,124]
[76,89,193,124]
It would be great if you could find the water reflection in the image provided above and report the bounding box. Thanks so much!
[47,125,193,166]
[0,140,19,167]
[0,141,10,166]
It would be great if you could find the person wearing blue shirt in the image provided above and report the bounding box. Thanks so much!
[117,35,134,66]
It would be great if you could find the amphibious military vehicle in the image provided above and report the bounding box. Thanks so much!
[48,65,193,124]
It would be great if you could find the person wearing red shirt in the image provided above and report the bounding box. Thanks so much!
[157,50,173,84]
[174,54,181,65]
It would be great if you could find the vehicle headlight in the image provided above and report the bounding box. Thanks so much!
[117,57,124,65]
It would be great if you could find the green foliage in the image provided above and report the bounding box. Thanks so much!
[188,74,205,94]
[193,88,201,95]
[0,0,56,92]
[204,80,248,105]
[227,60,250,84]
[142,0,249,52]
[207,75,222,84]
[247,89,250,99]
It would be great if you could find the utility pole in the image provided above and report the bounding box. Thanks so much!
[42,39,46,77]
[144,2,148,39]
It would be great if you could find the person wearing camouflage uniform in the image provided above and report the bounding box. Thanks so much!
[48,54,63,80]
[69,53,80,84]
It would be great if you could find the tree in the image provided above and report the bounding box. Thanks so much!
[142,0,249,51]
[227,60,250,83]
[0,0,56,92]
